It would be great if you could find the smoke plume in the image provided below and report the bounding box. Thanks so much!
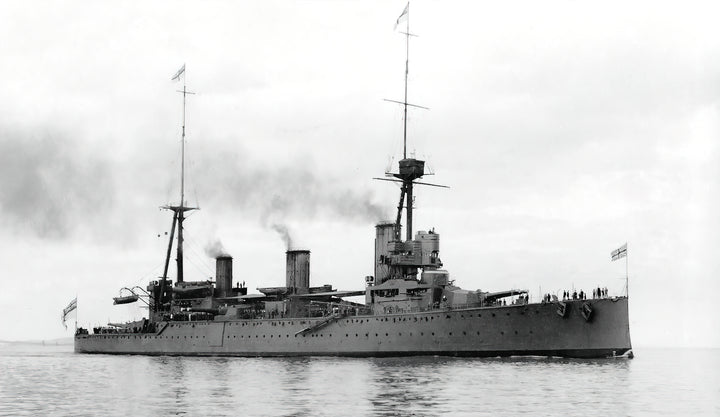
[270,223,293,249]
[204,238,230,258]
[0,128,114,238]
[195,146,390,229]
[0,126,389,243]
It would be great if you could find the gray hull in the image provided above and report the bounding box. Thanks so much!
[75,297,632,359]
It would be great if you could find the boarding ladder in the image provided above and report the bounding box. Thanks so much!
[294,313,343,336]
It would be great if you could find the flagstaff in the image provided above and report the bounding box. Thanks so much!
[624,243,629,297]
[611,242,629,296]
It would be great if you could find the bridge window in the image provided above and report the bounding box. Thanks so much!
[372,289,399,298]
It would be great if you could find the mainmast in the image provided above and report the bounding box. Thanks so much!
[402,5,410,160]
[163,64,196,285]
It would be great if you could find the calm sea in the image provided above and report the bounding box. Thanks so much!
[0,344,717,417]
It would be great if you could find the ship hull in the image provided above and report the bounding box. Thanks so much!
[75,297,632,359]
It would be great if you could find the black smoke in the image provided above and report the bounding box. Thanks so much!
[204,238,230,258]
[194,144,389,230]
[0,128,114,238]
[270,223,293,249]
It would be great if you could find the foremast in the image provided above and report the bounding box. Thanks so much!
[390,2,424,243]
[374,3,447,284]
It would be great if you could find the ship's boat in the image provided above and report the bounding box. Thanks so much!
[172,282,213,299]
[74,6,633,359]
[113,295,139,305]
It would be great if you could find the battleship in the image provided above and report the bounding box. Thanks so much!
[74,8,633,359]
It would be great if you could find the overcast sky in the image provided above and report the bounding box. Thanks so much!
[1,0,718,347]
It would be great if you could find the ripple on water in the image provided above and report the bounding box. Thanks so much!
[0,346,718,417]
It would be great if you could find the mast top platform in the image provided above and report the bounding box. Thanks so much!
[394,158,425,182]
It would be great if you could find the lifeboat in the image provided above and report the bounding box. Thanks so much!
[113,294,139,305]
[173,281,213,299]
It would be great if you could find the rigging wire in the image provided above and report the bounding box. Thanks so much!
[182,231,215,274]
[185,253,213,281]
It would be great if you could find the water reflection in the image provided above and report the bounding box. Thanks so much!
[369,357,447,416]
[1,346,717,417]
